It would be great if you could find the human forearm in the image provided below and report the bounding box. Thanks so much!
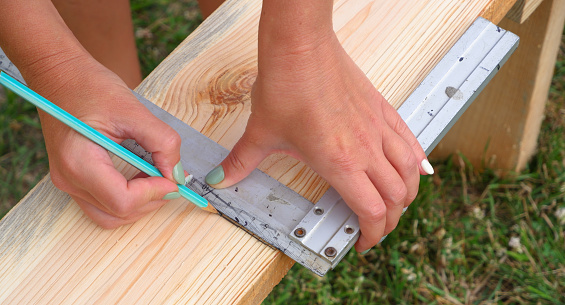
[0,0,91,90]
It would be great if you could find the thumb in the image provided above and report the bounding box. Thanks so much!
[205,133,269,189]
[122,107,184,184]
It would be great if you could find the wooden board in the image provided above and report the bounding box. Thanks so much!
[431,0,565,172]
[0,0,519,304]
[506,0,546,23]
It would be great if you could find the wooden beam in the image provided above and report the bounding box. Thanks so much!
[0,0,519,303]
[430,0,565,172]
[481,0,519,23]
[506,0,546,23]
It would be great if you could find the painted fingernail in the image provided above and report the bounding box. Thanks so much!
[162,192,181,200]
[173,161,185,184]
[379,234,389,244]
[421,159,435,175]
[360,249,370,255]
[206,165,225,185]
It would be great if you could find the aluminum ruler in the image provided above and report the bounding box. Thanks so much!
[0,17,518,276]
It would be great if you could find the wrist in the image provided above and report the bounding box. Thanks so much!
[258,0,335,56]
[22,49,100,99]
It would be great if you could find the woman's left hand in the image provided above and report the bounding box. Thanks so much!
[205,22,431,253]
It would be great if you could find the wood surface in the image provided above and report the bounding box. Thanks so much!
[431,0,565,172]
[506,0,546,23]
[0,0,522,304]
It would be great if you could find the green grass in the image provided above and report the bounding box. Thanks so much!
[0,89,47,217]
[131,0,202,76]
[1,1,564,303]
[264,156,565,304]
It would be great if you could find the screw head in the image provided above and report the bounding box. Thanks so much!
[294,228,306,238]
[314,207,324,215]
[324,247,337,258]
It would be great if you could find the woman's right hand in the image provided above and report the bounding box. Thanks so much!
[26,55,186,228]
[0,0,186,228]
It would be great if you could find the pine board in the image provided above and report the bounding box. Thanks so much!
[0,0,518,304]
[507,0,546,23]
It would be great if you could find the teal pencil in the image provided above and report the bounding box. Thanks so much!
[0,71,217,214]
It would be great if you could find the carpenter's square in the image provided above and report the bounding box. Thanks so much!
[0,17,519,276]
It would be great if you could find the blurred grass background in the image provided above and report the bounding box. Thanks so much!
[0,1,563,304]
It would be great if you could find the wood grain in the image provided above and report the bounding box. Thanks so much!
[0,0,519,304]
[506,0,546,23]
[431,0,565,172]
[482,0,519,23]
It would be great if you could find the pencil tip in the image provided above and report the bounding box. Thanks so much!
[201,203,219,214]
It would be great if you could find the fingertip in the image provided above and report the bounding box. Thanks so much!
[356,232,390,254]
[172,161,185,184]
[162,191,181,200]
[355,235,372,254]
[205,165,225,186]
[127,175,179,203]
[379,234,389,244]
[206,135,267,188]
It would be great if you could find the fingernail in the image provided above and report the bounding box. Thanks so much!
[360,249,370,255]
[379,234,389,244]
[402,206,408,216]
[206,165,225,185]
[162,192,181,200]
[421,159,435,175]
[173,161,185,184]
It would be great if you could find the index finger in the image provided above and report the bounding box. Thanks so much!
[381,102,432,175]
[119,104,184,184]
